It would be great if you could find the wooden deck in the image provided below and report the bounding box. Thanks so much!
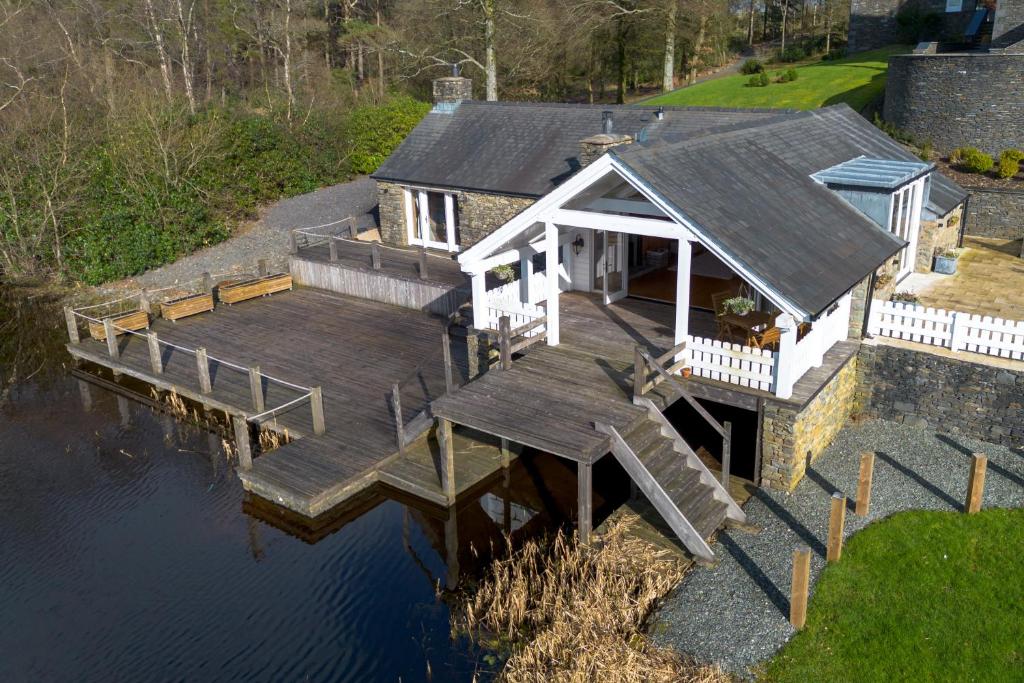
[68,287,515,518]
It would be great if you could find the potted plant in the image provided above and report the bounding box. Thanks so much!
[933,247,961,275]
[723,296,756,316]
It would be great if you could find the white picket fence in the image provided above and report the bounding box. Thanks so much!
[484,272,549,338]
[486,270,549,307]
[686,334,777,392]
[869,300,1024,361]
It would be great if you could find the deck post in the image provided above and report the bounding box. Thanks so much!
[138,289,152,316]
[232,415,253,470]
[441,331,454,394]
[196,347,212,394]
[470,270,487,334]
[578,460,593,544]
[772,313,798,399]
[965,453,987,514]
[467,330,480,379]
[633,346,645,398]
[201,271,212,294]
[790,545,811,629]
[500,437,511,468]
[721,421,732,488]
[258,258,268,276]
[329,238,338,262]
[249,365,264,411]
[855,452,875,516]
[103,319,119,361]
[288,230,298,255]
[371,242,382,270]
[827,492,846,563]
[77,378,93,412]
[391,382,405,455]
[418,246,428,280]
[64,307,80,344]
[519,251,532,304]
[674,239,691,364]
[147,332,163,374]
[310,386,325,435]
[498,315,512,370]
[445,506,459,590]
[544,221,560,345]
[438,418,456,505]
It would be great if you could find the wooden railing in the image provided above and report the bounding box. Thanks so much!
[633,343,734,487]
[291,221,441,281]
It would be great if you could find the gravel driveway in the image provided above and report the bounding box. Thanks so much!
[650,419,1024,678]
[93,177,378,297]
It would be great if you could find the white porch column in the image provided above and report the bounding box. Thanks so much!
[545,221,560,346]
[674,239,691,365]
[471,270,488,331]
[519,250,532,304]
[772,313,798,400]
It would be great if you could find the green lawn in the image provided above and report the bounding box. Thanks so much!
[647,46,910,112]
[765,509,1024,682]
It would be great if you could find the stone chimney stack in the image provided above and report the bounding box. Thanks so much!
[579,110,633,167]
[433,76,473,105]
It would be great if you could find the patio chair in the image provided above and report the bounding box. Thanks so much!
[711,291,735,340]
[751,326,781,351]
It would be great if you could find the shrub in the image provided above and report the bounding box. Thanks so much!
[996,155,1020,179]
[740,58,764,75]
[747,72,770,87]
[777,45,807,63]
[777,68,799,83]
[1001,148,1024,162]
[953,147,994,174]
[891,291,921,304]
[345,95,431,175]
[917,140,934,162]
[822,48,847,61]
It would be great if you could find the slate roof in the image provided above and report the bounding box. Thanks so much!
[372,101,790,197]
[614,128,905,316]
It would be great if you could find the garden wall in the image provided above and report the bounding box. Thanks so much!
[964,187,1024,239]
[856,342,1024,447]
[883,53,1024,157]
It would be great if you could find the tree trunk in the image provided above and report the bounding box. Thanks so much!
[688,15,706,85]
[748,0,756,45]
[616,16,627,104]
[174,0,197,114]
[762,0,771,40]
[780,0,788,54]
[376,5,385,97]
[662,0,677,93]
[483,0,497,101]
[144,0,174,102]
[282,0,294,122]
[825,0,833,53]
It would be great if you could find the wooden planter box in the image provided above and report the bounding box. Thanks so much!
[160,292,214,321]
[218,273,292,304]
[89,310,150,341]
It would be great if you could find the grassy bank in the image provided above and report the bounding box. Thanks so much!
[647,46,910,111]
[766,509,1024,681]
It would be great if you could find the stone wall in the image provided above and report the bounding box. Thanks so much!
[376,180,535,249]
[856,342,1024,446]
[915,204,962,272]
[761,355,860,491]
[884,54,1024,156]
[847,275,872,339]
[993,0,1024,40]
[964,187,1024,239]
[848,0,976,53]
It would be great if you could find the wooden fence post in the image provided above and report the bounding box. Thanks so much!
[790,546,811,629]
[103,319,119,360]
[392,382,405,455]
[258,258,268,276]
[329,238,338,262]
[966,453,987,514]
[249,365,264,412]
[633,346,645,398]
[288,230,298,255]
[196,347,212,394]
[310,386,325,436]
[498,315,512,370]
[827,492,846,563]
[578,461,593,544]
[467,331,479,379]
[418,246,428,280]
[441,331,454,394]
[371,242,382,270]
[201,272,212,294]
[232,415,253,470]
[64,307,80,344]
[147,332,163,374]
[438,417,456,505]
[139,289,151,316]
[500,437,511,468]
[855,452,875,516]
[721,421,733,489]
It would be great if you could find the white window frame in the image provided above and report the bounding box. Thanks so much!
[403,187,460,252]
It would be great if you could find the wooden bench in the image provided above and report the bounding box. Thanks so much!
[89,310,150,341]
[160,292,214,321]
[218,273,293,304]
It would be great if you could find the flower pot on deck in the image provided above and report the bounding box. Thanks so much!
[933,254,958,275]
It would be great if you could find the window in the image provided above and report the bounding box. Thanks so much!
[404,188,460,252]
[945,0,962,12]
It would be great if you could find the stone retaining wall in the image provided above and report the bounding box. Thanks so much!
[916,204,962,272]
[964,187,1024,240]
[856,342,1024,446]
[761,355,860,491]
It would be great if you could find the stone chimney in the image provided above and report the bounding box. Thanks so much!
[579,133,634,168]
[433,76,473,105]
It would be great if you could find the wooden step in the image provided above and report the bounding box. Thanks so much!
[693,500,729,539]
[626,421,665,455]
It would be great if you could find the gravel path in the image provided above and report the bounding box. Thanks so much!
[91,177,378,298]
[650,419,1024,678]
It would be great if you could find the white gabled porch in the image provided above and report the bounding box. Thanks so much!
[459,154,855,400]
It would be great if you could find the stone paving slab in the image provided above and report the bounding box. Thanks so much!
[649,418,1024,678]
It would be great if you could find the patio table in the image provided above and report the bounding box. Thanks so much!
[720,311,775,345]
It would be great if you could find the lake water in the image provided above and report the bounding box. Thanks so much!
[0,289,605,682]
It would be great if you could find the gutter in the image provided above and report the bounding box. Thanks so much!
[861,270,878,340]
[957,195,970,248]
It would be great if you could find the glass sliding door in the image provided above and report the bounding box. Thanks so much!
[593,230,628,304]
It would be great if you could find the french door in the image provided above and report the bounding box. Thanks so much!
[594,230,628,304]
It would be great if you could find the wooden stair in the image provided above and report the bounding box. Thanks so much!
[597,397,746,564]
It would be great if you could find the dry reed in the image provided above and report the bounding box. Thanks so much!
[456,521,729,683]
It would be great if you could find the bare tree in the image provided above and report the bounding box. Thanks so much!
[662,0,676,93]
[143,0,174,102]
